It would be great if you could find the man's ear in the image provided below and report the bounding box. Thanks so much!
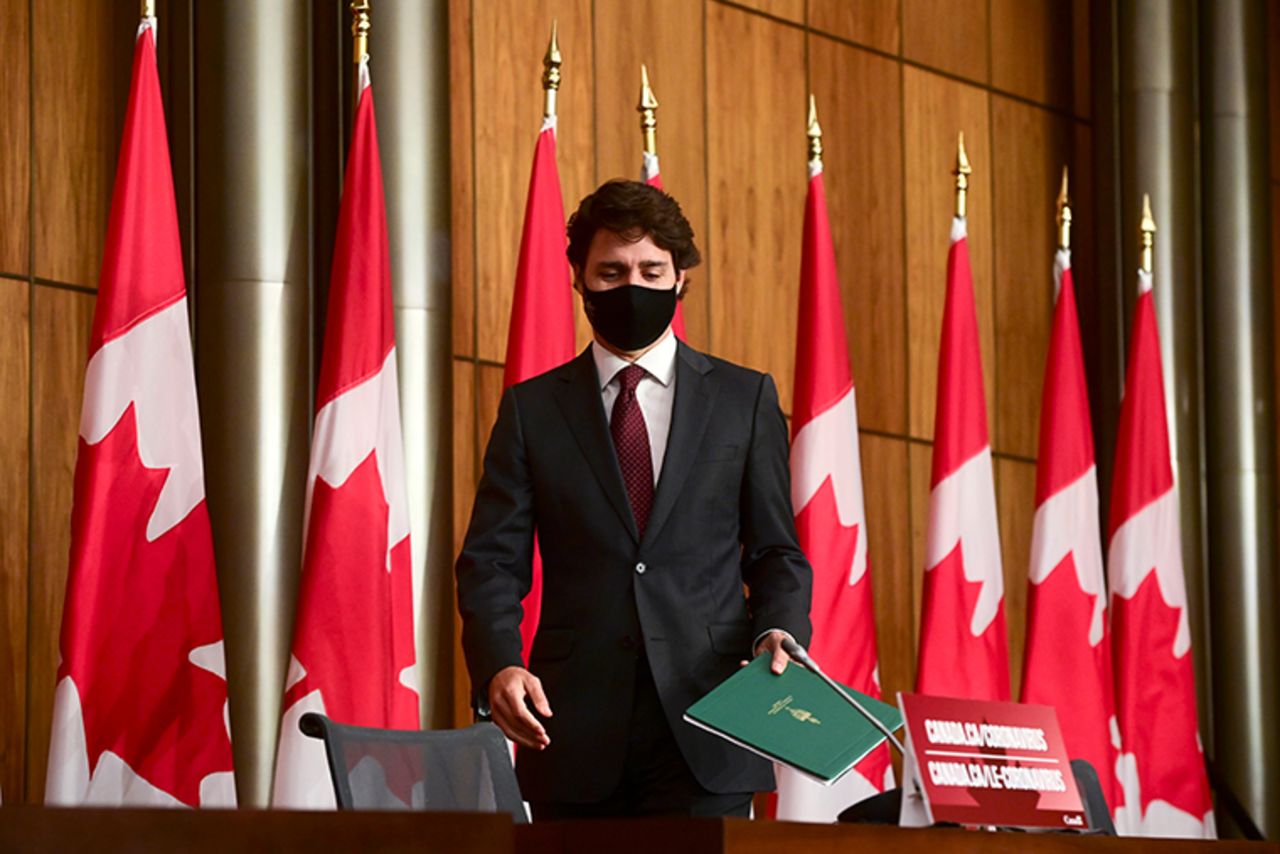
[675,269,687,299]
[571,266,584,294]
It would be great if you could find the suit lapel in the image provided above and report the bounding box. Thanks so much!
[643,343,717,549]
[553,349,640,543]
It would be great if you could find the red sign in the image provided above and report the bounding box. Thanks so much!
[897,693,1087,831]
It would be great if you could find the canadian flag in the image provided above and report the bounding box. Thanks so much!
[776,154,892,821]
[640,146,686,341]
[45,15,235,807]
[1020,248,1118,813]
[1108,266,1215,837]
[915,217,1009,700]
[272,58,419,809]
[504,115,577,661]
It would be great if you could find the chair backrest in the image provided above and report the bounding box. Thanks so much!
[299,712,526,821]
[1070,758,1116,836]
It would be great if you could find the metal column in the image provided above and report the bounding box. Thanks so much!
[193,1,314,807]
[368,0,454,729]
[1201,0,1280,836]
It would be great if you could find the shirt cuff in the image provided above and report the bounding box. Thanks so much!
[752,628,794,655]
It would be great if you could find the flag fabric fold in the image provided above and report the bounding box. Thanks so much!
[776,159,892,820]
[45,16,235,808]
[641,154,687,341]
[504,116,578,661]
[915,217,1010,701]
[272,60,420,809]
[1020,248,1118,815]
[1108,268,1214,838]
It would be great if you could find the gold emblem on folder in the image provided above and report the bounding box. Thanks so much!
[768,694,821,725]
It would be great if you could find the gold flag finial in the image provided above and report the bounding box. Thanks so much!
[807,94,823,163]
[351,1,371,65]
[1140,193,1156,274]
[141,0,155,18]
[1056,165,1072,251]
[542,21,563,119]
[638,64,658,156]
[954,132,973,219]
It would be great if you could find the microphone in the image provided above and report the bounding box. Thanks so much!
[780,636,906,756]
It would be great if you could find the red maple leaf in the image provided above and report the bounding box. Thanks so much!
[285,450,418,730]
[58,404,232,806]
[1021,553,1118,812]
[1112,572,1211,819]
[916,543,1010,699]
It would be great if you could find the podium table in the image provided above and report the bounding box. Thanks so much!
[1,809,1274,852]
[518,818,1278,854]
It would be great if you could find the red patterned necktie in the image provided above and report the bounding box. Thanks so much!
[610,364,654,537]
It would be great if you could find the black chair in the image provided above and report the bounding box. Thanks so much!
[298,712,527,821]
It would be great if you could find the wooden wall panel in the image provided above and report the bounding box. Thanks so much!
[1070,0,1091,121]
[450,358,475,727]
[990,0,1076,114]
[0,278,30,803]
[592,0,710,350]
[861,433,913,702]
[472,0,594,364]
[903,0,989,84]
[907,440,931,676]
[1272,0,1280,182]
[728,0,804,25]
[0,0,28,276]
[903,68,994,441]
[26,285,95,802]
[808,0,900,55]
[810,36,906,434]
[706,2,806,410]
[995,457,1035,701]
[449,0,475,358]
[32,3,134,288]
[990,97,1072,459]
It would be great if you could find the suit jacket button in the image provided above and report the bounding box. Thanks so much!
[635,562,646,574]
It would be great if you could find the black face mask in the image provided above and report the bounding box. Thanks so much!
[581,283,678,352]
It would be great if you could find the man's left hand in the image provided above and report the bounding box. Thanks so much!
[752,630,792,675]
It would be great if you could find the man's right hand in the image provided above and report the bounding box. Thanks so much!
[488,666,552,750]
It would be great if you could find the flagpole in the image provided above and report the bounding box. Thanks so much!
[1056,166,1071,252]
[351,0,371,112]
[543,21,561,120]
[1140,192,1156,274]
[638,64,658,157]
[806,94,822,166]
[141,0,154,18]
[954,132,972,219]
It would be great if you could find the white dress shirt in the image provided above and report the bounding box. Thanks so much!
[592,331,678,486]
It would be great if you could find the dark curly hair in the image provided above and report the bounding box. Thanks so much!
[566,180,702,276]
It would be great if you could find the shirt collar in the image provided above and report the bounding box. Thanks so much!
[591,330,678,391]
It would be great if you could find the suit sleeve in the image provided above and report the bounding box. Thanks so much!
[739,373,813,645]
[455,386,536,699]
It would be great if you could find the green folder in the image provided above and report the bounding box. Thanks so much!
[683,653,903,784]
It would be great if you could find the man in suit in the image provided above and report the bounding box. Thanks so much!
[456,180,812,818]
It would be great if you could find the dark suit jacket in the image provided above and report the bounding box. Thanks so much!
[456,342,812,803]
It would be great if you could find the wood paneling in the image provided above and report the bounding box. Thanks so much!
[904,68,994,441]
[861,433,913,702]
[449,0,475,358]
[1071,0,1090,121]
[32,3,134,288]
[0,278,30,803]
[451,358,475,728]
[808,0,900,55]
[1270,0,1280,182]
[995,457,1035,701]
[27,285,95,802]
[903,0,989,83]
[592,0,710,351]
[472,0,594,364]
[810,36,906,434]
[476,364,506,455]
[907,440,932,676]
[990,0,1076,114]
[990,97,1072,458]
[706,2,806,410]
[727,0,804,25]
[0,0,28,276]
